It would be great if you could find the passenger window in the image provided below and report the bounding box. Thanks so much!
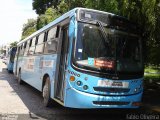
[19,44,24,56]
[16,47,20,56]
[47,27,57,41]
[35,33,45,54]
[37,33,45,44]
[44,27,58,54]
[24,41,30,56]
[28,37,36,55]
[44,40,58,53]
[32,37,36,46]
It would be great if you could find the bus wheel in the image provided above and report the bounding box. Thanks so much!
[43,77,52,107]
[18,70,23,84]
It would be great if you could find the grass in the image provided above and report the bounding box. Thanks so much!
[145,66,160,73]
[144,73,160,81]
[144,65,160,81]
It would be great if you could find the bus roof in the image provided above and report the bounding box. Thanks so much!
[17,7,118,46]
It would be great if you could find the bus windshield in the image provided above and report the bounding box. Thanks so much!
[74,22,143,75]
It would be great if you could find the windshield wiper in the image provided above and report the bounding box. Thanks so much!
[96,20,110,47]
[81,19,110,48]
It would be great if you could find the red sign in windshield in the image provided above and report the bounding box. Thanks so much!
[95,59,114,69]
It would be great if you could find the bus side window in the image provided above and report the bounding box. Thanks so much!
[27,39,32,55]
[15,47,20,57]
[35,33,45,54]
[19,44,24,56]
[44,27,58,54]
[28,37,36,55]
[24,41,29,56]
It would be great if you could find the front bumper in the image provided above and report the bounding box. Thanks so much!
[65,88,143,108]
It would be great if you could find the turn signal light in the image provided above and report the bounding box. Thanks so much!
[70,76,75,81]
[132,102,141,106]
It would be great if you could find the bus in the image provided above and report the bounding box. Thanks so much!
[7,47,17,73]
[13,7,144,108]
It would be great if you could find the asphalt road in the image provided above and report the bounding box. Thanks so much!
[0,59,160,120]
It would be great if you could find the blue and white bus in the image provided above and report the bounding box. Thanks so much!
[7,47,17,73]
[14,8,144,108]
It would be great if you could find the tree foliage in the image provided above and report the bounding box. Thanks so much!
[36,7,61,30]
[85,0,119,14]
[10,41,18,47]
[32,0,59,15]
[21,19,37,40]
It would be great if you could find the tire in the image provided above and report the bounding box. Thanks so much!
[42,77,52,107]
[18,70,23,84]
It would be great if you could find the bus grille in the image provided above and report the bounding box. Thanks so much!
[93,87,130,93]
[93,101,130,105]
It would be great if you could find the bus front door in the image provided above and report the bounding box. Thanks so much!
[55,26,69,102]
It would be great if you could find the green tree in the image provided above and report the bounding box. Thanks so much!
[36,15,47,30]
[32,0,59,15]
[21,19,37,40]
[10,41,18,47]
[36,7,60,30]
[57,0,69,13]
[85,0,118,14]
[146,0,160,65]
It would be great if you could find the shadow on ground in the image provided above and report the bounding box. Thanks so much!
[143,79,160,107]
